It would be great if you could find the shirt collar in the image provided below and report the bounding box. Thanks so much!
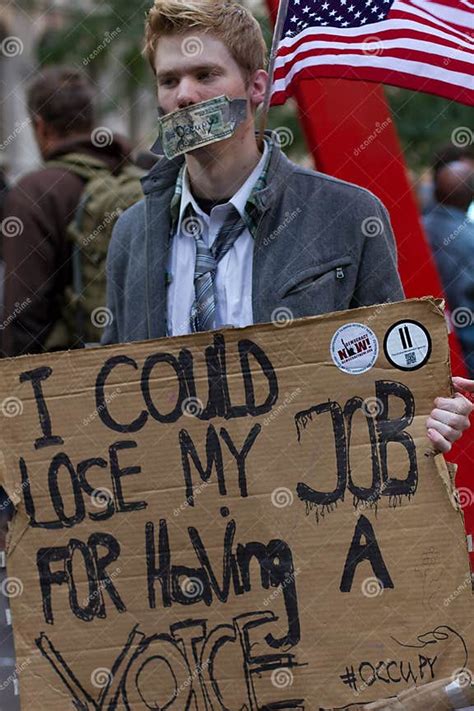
[229,140,268,220]
[170,136,273,240]
[175,168,209,237]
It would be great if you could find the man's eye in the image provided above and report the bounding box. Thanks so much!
[160,78,176,87]
[197,72,212,81]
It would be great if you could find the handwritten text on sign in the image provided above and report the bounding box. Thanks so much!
[2,301,471,709]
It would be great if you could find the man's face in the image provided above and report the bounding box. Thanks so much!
[154,31,265,116]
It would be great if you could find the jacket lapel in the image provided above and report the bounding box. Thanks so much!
[142,156,184,339]
[251,145,295,323]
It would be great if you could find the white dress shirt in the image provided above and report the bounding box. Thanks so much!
[166,143,268,336]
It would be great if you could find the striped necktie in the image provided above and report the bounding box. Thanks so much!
[190,205,246,332]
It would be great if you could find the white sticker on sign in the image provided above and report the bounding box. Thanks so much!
[330,323,379,374]
[384,320,432,371]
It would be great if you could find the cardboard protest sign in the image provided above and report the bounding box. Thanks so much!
[0,297,471,710]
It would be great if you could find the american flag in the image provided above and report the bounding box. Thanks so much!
[270,0,473,106]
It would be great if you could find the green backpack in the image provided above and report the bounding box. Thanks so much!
[44,153,145,349]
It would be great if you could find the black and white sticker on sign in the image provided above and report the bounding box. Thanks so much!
[383,320,432,371]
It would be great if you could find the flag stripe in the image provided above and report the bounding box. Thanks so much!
[276,30,472,68]
[405,0,473,30]
[275,40,473,79]
[278,20,472,54]
[271,65,472,106]
[391,1,473,41]
[273,53,473,92]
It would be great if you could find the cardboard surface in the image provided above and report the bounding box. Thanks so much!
[0,298,472,710]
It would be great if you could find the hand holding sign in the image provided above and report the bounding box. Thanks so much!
[427,376,474,453]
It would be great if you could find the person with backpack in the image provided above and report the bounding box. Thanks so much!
[1,66,144,356]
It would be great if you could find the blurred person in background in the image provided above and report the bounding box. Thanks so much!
[419,143,474,216]
[424,158,474,377]
[1,66,136,357]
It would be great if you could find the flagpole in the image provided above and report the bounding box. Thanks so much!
[257,0,290,150]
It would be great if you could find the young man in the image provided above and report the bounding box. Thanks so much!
[102,0,473,453]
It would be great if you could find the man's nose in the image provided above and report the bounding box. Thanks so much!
[176,78,201,109]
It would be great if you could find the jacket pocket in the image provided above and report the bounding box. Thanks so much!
[277,256,353,299]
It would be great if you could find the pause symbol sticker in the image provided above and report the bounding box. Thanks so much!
[384,320,432,371]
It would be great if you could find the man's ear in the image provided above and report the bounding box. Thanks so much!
[33,114,53,141]
[248,69,268,110]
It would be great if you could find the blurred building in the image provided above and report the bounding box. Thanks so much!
[0,0,43,179]
[0,0,157,180]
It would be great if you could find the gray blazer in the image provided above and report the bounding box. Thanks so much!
[102,140,404,345]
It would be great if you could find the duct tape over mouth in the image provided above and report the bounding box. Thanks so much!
[152,95,248,160]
